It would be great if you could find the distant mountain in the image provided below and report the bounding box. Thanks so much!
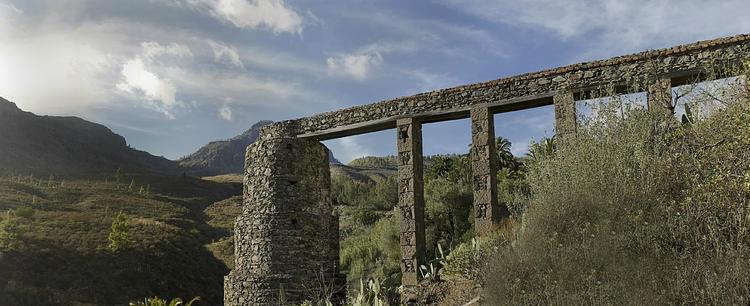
[178,121,272,176]
[0,97,177,176]
[179,121,341,176]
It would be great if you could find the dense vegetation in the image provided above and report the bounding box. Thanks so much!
[333,140,527,303]
[479,79,750,305]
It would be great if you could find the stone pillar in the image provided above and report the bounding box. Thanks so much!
[554,90,577,139]
[647,78,674,116]
[224,121,343,306]
[396,118,425,302]
[470,107,506,235]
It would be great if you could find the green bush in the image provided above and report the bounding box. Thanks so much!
[108,211,133,252]
[483,85,750,305]
[0,211,21,251]
[424,178,473,253]
[340,215,400,289]
[442,226,513,280]
[14,206,34,219]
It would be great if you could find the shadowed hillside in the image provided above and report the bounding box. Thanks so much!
[0,97,177,176]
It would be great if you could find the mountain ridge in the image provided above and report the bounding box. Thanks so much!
[0,97,177,176]
[179,121,341,176]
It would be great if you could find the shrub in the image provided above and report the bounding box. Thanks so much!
[442,225,513,280]
[482,84,750,305]
[340,215,401,290]
[13,206,34,219]
[108,211,133,252]
[0,211,21,252]
[424,178,473,252]
[129,296,200,306]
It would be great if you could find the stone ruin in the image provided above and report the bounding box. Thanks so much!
[224,34,750,305]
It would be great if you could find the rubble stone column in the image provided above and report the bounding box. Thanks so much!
[647,78,674,116]
[554,90,577,138]
[470,107,506,235]
[396,117,425,303]
[224,121,344,306]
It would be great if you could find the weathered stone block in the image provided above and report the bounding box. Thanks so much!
[396,117,425,292]
[470,106,507,236]
[647,78,674,116]
[554,90,577,139]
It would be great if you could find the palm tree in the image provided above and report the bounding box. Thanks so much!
[527,137,556,162]
[495,137,517,171]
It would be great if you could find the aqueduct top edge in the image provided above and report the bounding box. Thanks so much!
[262,34,750,140]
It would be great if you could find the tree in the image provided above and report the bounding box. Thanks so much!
[496,137,518,171]
[115,167,123,183]
[108,211,132,252]
[47,174,55,188]
[527,137,557,162]
[426,155,471,185]
[0,211,21,252]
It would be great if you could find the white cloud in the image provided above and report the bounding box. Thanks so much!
[331,136,375,163]
[0,3,22,15]
[141,41,193,60]
[186,0,303,34]
[209,41,245,69]
[218,103,233,121]
[116,42,192,118]
[440,0,750,57]
[0,20,113,116]
[405,70,459,93]
[326,50,383,80]
[341,10,508,60]
[117,58,179,118]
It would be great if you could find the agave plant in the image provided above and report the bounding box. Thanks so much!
[681,103,698,125]
[351,279,386,306]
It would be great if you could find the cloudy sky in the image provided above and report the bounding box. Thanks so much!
[1,0,749,162]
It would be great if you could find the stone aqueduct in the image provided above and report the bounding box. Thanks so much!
[224,34,750,305]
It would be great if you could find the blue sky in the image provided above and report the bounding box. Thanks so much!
[1,0,749,162]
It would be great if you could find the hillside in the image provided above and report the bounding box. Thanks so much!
[0,173,242,305]
[0,97,177,176]
[178,121,272,176]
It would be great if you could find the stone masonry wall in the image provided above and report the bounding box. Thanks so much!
[296,34,750,137]
[224,122,343,306]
